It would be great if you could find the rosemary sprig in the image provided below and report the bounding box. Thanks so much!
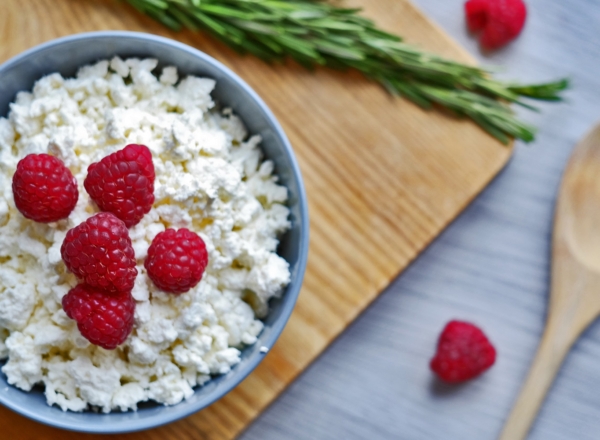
[125,0,568,144]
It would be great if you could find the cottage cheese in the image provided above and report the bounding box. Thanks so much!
[0,58,291,412]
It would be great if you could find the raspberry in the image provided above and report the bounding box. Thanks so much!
[84,144,155,228]
[465,0,527,50]
[61,212,137,293]
[12,154,78,223]
[62,284,135,350]
[145,228,208,294]
[430,321,496,383]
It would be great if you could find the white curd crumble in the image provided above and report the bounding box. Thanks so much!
[0,57,291,412]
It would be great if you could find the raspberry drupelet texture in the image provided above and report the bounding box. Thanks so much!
[465,0,527,50]
[430,320,496,383]
[61,212,137,293]
[62,284,136,350]
[145,228,209,294]
[12,153,79,223]
[84,144,155,228]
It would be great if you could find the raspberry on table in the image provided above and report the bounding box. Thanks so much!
[430,320,496,383]
[62,284,135,350]
[84,144,155,228]
[61,212,137,293]
[465,0,527,50]
[12,153,79,223]
[145,228,209,294]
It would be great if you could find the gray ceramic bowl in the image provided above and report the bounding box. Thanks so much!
[0,31,309,433]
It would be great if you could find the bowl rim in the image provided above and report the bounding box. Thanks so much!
[0,30,309,433]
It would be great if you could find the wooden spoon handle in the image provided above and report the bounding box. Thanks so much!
[498,324,575,440]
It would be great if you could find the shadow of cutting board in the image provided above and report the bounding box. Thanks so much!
[0,0,513,438]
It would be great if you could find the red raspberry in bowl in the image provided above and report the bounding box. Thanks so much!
[61,212,137,293]
[84,144,155,228]
[12,153,78,223]
[465,0,527,50]
[62,284,135,350]
[430,320,496,383]
[145,228,209,294]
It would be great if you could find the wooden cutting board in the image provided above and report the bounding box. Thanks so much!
[0,0,513,438]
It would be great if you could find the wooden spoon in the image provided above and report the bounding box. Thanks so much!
[499,124,600,440]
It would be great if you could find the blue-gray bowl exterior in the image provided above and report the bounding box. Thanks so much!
[0,32,309,434]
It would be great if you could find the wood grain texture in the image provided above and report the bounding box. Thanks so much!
[0,0,512,439]
[499,124,600,440]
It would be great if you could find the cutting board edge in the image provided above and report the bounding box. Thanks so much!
[403,0,478,64]
[234,142,514,439]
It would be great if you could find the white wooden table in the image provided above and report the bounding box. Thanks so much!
[241,0,600,438]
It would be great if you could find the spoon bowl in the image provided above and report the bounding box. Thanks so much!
[564,135,600,271]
